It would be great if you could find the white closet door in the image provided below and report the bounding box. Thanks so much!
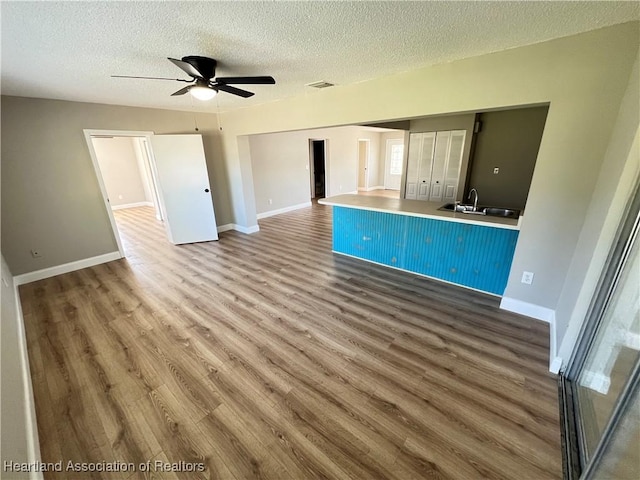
[429,131,451,202]
[404,133,421,199]
[442,130,466,203]
[417,132,436,201]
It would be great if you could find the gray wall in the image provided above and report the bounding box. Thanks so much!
[409,113,476,201]
[467,106,549,210]
[1,96,230,275]
[93,137,148,207]
[1,256,34,478]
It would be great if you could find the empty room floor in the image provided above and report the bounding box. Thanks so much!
[19,204,561,479]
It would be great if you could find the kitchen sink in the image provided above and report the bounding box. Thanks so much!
[482,207,520,218]
[439,203,520,219]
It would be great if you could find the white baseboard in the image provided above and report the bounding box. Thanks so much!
[234,224,260,234]
[500,296,559,373]
[500,297,556,323]
[357,186,385,192]
[13,283,44,479]
[257,201,312,220]
[550,357,563,374]
[580,370,611,395]
[13,251,123,286]
[111,201,153,210]
[216,223,260,234]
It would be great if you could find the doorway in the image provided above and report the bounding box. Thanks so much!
[85,130,219,256]
[357,139,370,191]
[384,138,404,191]
[91,135,163,218]
[309,139,326,199]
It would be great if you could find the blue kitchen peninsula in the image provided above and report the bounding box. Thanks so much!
[318,194,521,296]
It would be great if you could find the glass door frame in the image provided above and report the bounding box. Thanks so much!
[559,178,640,479]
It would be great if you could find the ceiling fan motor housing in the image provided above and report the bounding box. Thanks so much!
[182,56,217,79]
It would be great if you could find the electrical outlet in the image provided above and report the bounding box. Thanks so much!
[493,167,500,174]
[31,249,42,258]
[268,199,273,205]
[521,271,534,285]
[339,184,343,191]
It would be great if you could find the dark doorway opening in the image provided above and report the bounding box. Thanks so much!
[311,140,326,199]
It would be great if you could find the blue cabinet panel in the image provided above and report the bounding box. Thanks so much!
[332,207,518,295]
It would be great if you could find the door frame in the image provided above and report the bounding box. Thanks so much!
[308,139,328,199]
[357,139,370,191]
[84,129,155,257]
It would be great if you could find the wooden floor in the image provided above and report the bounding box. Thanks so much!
[20,204,561,479]
[356,189,400,198]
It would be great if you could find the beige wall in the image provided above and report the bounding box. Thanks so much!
[249,126,386,215]
[555,56,640,365]
[1,97,230,275]
[92,137,149,207]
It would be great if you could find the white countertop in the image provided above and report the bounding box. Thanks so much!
[318,194,521,230]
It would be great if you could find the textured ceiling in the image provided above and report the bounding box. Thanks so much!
[2,1,638,113]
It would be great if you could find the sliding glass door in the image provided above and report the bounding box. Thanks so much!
[561,182,640,479]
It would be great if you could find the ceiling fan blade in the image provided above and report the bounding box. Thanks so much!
[216,76,275,85]
[171,86,191,96]
[112,75,191,82]
[214,84,254,98]
[168,57,205,79]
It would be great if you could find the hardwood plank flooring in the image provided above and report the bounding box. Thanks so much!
[19,204,561,479]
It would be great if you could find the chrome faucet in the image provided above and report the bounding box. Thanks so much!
[468,188,479,212]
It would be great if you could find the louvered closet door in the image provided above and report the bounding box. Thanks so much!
[442,130,466,203]
[417,132,436,201]
[429,131,451,202]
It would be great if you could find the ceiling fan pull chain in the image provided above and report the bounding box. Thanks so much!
[190,95,200,132]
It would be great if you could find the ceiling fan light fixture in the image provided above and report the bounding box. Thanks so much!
[190,85,217,101]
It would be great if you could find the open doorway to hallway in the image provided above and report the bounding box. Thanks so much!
[86,130,220,257]
[309,139,326,199]
[89,134,165,256]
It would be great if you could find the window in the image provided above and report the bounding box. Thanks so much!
[389,144,404,175]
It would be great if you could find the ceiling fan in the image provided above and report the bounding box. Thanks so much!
[112,56,275,100]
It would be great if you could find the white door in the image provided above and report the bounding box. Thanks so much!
[429,131,451,202]
[443,130,466,203]
[149,134,219,244]
[404,133,421,199]
[417,132,436,201]
[358,140,369,190]
[384,139,404,190]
